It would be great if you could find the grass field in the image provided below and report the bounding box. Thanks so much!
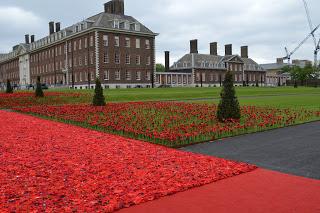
[50,87,320,108]
[3,86,319,147]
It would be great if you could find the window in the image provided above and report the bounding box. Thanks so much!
[125,37,130,47]
[90,36,94,47]
[73,58,77,67]
[196,73,200,81]
[136,71,141,81]
[79,72,82,82]
[136,55,141,65]
[115,52,120,64]
[125,54,130,64]
[146,56,151,65]
[74,41,77,51]
[115,36,120,47]
[103,35,108,46]
[136,39,140,48]
[104,70,109,80]
[146,72,151,81]
[90,52,94,65]
[115,70,121,80]
[114,20,120,28]
[79,56,82,66]
[202,73,206,81]
[85,38,88,48]
[125,70,131,80]
[145,39,150,49]
[104,52,109,64]
[84,55,88,66]
[79,39,82,50]
[210,73,214,81]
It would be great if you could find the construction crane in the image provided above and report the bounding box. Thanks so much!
[283,24,320,65]
[302,0,320,68]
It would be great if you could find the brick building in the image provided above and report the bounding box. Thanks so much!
[155,40,266,87]
[260,58,311,87]
[0,0,158,89]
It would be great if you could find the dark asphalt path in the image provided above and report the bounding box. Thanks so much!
[181,121,320,180]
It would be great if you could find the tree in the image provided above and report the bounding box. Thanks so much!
[92,78,106,106]
[6,79,13,94]
[156,63,165,72]
[35,76,44,97]
[281,64,317,87]
[217,71,241,122]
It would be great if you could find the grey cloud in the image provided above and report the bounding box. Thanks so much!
[0,0,319,64]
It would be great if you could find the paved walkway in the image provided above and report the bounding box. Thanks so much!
[182,121,320,179]
[120,169,320,213]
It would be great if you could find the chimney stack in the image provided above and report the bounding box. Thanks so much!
[210,42,218,55]
[49,21,55,35]
[241,46,248,58]
[277,58,284,64]
[104,0,124,15]
[165,51,170,72]
[55,22,61,32]
[225,44,232,56]
[31,35,35,43]
[190,39,198,54]
[25,34,30,44]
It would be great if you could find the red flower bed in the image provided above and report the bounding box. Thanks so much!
[14,102,320,147]
[0,92,89,109]
[0,111,256,212]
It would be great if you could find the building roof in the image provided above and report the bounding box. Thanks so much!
[171,53,264,71]
[86,12,155,34]
[260,63,288,70]
[0,10,156,63]
[260,59,311,70]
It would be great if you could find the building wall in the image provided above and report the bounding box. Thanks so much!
[97,31,154,88]
[193,69,266,87]
[0,58,20,85]
[265,69,290,86]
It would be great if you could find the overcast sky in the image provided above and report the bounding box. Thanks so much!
[0,0,319,65]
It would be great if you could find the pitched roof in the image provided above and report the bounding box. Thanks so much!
[171,53,264,71]
[260,63,288,70]
[86,12,155,34]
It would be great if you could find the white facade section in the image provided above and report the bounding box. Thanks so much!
[19,54,30,86]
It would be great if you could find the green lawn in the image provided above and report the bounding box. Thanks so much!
[190,94,320,110]
[52,87,320,104]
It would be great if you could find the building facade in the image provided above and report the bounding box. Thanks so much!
[155,40,266,87]
[0,0,158,89]
[260,58,311,87]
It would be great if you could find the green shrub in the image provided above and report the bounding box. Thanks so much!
[35,76,44,97]
[217,71,241,122]
[93,78,106,106]
[6,79,13,94]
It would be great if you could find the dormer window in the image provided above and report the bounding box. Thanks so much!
[113,20,120,29]
[135,23,140,31]
[124,21,130,30]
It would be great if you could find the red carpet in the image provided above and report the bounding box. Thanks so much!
[0,111,255,212]
[120,169,320,213]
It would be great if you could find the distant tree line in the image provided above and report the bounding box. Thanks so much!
[281,64,319,87]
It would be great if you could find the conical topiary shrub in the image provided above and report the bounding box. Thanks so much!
[92,78,106,106]
[6,79,13,94]
[35,76,44,97]
[217,71,241,122]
